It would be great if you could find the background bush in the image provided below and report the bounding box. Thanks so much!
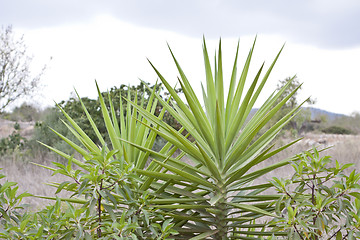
[269,149,360,239]
[321,125,353,135]
[0,39,359,239]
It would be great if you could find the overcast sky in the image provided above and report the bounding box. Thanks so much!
[1,0,360,115]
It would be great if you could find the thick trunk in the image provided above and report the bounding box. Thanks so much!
[214,187,228,239]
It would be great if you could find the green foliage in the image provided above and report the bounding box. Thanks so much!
[0,123,27,156]
[306,111,360,136]
[318,112,360,135]
[0,169,33,239]
[31,82,181,157]
[27,38,306,239]
[0,81,179,238]
[3,38,358,240]
[27,79,181,239]
[269,148,360,239]
[13,122,20,130]
[269,76,316,136]
[0,166,177,239]
[334,112,360,134]
[297,111,360,136]
[321,126,353,135]
[29,107,76,158]
[8,38,303,239]
[57,96,106,145]
[276,76,316,109]
[34,155,178,239]
[5,103,40,122]
[120,38,307,239]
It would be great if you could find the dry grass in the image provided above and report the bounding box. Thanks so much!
[1,133,359,210]
[0,158,70,210]
[255,133,360,184]
[0,119,34,139]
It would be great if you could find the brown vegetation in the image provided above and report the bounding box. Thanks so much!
[0,119,34,139]
[1,133,359,210]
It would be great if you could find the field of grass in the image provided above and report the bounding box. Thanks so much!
[0,158,70,210]
[1,133,359,210]
[256,133,360,184]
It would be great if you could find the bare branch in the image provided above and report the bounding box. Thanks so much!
[0,25,47,112]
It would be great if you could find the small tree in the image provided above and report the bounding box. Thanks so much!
[32,82,181,157]
[274,76,316,135]
[0,25,46,112]
[7,103,40,121]
[269,149,360,239]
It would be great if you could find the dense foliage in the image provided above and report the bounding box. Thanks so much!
[0,123,27,156]
[0,166,177,239]
[21,82,180,158]
[321,125,353,135]
[266,76,316,137]
[270,149,360,239]
[332,112,360,134]
[0,39,359,239]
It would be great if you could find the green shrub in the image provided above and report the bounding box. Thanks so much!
[0,165,177,239]
[269,149,360,239]
[30,83,180,158]
[8,103,40,122]
[0,123,28,156]
[0,169,32,239]
[321,125,353,135]
[3,38,359,239]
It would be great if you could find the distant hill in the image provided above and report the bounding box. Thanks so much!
[305,107,346,121]
[249,107,346,122]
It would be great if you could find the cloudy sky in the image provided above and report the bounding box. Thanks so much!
[1,0,360,115]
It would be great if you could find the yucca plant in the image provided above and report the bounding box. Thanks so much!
[34,37,308,239]
[122,38,308,239]
[34,85,182,238]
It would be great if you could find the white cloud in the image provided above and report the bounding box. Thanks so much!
[2,1,360,48]
[16,16,360,115]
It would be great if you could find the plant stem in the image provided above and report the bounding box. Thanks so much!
[327,227,344,240]
[294,225,305,240]
[97,179,103,238]
[214,186,228,240]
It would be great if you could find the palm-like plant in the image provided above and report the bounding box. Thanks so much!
[35,85,183,238]
[125,38,307,239]
[36,38,307,239]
